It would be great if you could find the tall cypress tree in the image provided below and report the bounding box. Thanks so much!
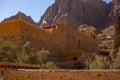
[114,16,120,51]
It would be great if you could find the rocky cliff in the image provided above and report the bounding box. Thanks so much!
[2,11,36,25]
[112,0,120,16]
[108,0,120,25]
[39,0,109,30]
[39,0,120,30]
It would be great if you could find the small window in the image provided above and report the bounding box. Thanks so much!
[0,71,4,76]
[25,29,27,31]
[11,35,14,38]
[73,57,78,61]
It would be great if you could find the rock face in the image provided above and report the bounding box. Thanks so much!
[2,11,36,25]
[108,0,120,24]
[39,0,109,29]
[112,0,120,16]
[78,24,97,32]
[102,25,115,38]
[97,0,120,51]
[98,25,115,51]
[39,0,120,30]
[113,0,120,16]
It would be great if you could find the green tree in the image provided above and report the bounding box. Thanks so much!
[0,40,58,69]
[16,53,30,63]
[34,49,49,64]
[22,41,32,55]
[17,41,33,64]
[0,40,17,62]
[114,16,120,51]
[28,54,37,64]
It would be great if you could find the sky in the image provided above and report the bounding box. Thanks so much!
[0,0,111,22]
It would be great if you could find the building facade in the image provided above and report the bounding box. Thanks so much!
[0,18,100,62]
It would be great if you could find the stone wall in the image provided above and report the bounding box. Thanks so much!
[19,21,65,56]
[0,69,120,80]
[0,20,100,62]
[0,20,20,48]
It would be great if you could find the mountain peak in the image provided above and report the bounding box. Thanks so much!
[17,11,24,15]
[39,0,108,30]
[2,11,36,25]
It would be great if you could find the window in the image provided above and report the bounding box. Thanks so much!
[25,29,27,31]
[11,35,14,38]
[0,71,4,76]
[73,57,78,61]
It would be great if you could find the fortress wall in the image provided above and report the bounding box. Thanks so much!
[0,21,20,35]
[0,21,20,47]
[55,23,83,51]
[78,33,100,53]
[60,23,100,53]
[0,21,100,54]
[0,21,100,62]
[18,21,66,56]
[1,69,120,80]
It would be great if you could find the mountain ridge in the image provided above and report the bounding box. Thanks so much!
[39,0,120,30]
[1,11,37,25]
[39,0,109,30]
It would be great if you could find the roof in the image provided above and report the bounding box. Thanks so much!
[43,25,57,29]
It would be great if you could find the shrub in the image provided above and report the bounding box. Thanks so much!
[87,48,120,69]
[0,40,17,62]
[41,62,58,69]
[0,40,58,69]
[87,55,110,69]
